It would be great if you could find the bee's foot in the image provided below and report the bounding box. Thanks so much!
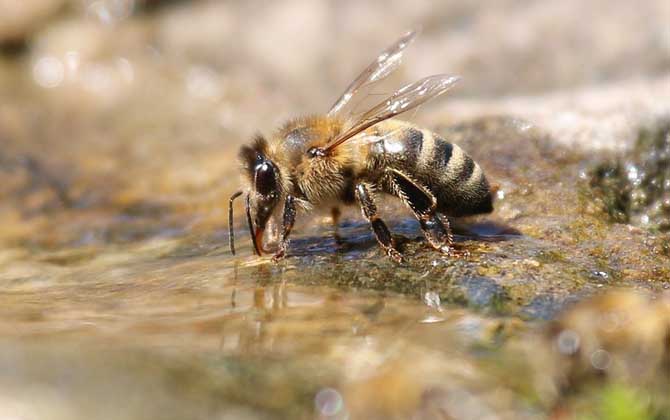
[271,250,286,263]
[333,233,346,247]
[387,248,405,264]
[439,245,469,258]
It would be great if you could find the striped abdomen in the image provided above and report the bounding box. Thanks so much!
[364,120,493,217]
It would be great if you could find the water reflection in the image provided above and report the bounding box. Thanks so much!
[0,226,667,417]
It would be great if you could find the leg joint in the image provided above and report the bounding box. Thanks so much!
[386,169,436,216]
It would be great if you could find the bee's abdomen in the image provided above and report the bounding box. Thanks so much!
[423,133,493,216]
[368,122,493,217]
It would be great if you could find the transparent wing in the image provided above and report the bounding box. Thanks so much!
[343,124,406,150]
[327,29,419,117]
[325,74,461,152]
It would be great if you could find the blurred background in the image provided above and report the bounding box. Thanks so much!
[1,0,668,242]
[1,1,669,419]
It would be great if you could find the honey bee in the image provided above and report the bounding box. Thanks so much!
[229,30,494,263]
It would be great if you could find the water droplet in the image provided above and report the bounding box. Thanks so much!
[423,291,441,310]
[599,311,624,332]
[556,329,580,355]
[626,164,642,186]
[419,315,445,324]
[315,388,344,417]
[592,271,609,279]
[590,349,611,370]
[33,56,64,88]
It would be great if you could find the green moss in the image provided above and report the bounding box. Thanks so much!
[533,249,567,264]
[578,384,654,420]
[590,121,670,231]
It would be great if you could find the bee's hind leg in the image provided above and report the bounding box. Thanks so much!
[385,169,465,257]
[355,183,404,263]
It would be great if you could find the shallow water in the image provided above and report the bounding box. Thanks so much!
[0,232,529,419]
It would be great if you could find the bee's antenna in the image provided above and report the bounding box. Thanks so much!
[228,190,243,255]
[245,193,261,256]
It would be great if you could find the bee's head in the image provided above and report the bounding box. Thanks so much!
[239,134,281,254]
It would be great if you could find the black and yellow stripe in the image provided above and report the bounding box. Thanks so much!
[362,120,493,217]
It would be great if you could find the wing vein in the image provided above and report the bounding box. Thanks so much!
[327,29,419,117]
[325,74,461,152]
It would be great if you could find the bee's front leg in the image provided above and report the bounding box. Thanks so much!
[272,195,296,262]
[355,183,404,264]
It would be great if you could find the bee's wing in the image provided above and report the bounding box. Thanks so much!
[327,29,419,117]
[324,74,460,152]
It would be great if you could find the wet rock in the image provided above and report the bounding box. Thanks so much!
[590,120,670,231]
[538,291,670,417]
[455,276,507,309]
[521,294,573,321]
[549,291,670,384]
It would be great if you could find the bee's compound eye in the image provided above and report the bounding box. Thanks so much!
[254,161,278,196]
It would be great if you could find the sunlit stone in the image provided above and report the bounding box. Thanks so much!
[81,63,114,94]
[87,1,112,24]
[186,66,222,99]
[86,0,135,25]
[509,118,533,132]
[64,51,81,81]
[116,57,134,84]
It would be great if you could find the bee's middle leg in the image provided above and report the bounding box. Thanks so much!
[355,183,403,263]
[385,169,458,255]
[331,207,343,245]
